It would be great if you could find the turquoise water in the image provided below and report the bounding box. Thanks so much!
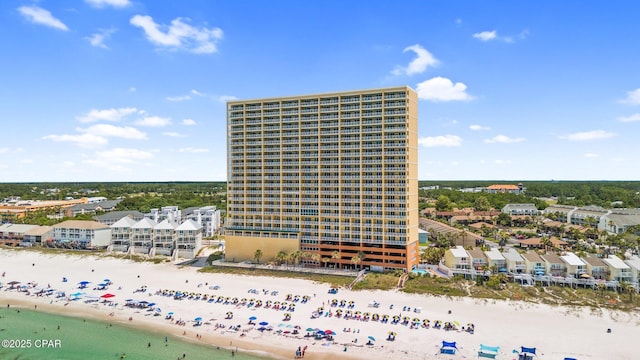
[0,306,261,360]
[411,269,427,275]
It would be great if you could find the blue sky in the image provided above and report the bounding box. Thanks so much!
[2,0,640,182]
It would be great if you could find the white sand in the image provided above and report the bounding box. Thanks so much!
[0,249,637,360]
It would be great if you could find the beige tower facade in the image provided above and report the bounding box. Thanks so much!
[226,86,419,271]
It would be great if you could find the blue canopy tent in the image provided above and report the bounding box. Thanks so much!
[440,341,458,355]
[478,344,499,359]
[519,346,536,360]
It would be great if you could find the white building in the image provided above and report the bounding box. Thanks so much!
[146,206,181,225]
[184,206,221,238]
[602,255,632,282]
[130,218,158,255]
[560,253,587,278]
[175,220,202,259]
[484,248,507,272]
[110,216,137,252]
[502,248,525,273]
[154,220,176,256]
[51,220,111,248]
[624,256,640,288]
[502,204,539,216]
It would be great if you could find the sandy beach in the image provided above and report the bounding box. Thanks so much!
[0,249,638,360]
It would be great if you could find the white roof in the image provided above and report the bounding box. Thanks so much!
[560,253,586,267]
[176,219,202,231]
[0,224,38,234]
[624,256,640,270]
[485,248,505,261]
[602,255,630,270]
[154,219,175,230]
[131,218,158,229]
[110,217,138,228]
[418,228,428,233]
[450,246,468,258]
[502,249,524,262]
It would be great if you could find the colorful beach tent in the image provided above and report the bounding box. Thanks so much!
[440,341,458,355]
[478,344,499,359]
[520,347,536,355]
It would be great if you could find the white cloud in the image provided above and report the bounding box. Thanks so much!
[78,124,147,139]
[18,5,68,31]
[620,88,640,105]
[217,95,238,103]
[83,147,152,171]
[473,29,528,43]
[455,18,462,26]
[166,95,192,102]
[63,161,75,167]
[418,135,462,148]
[135,116,171,127]
[484,134,526,144]
[77,107,140,123]
[618,113,640,122]
[85,0,131,8]
[182,119,197,126]
[0,148,9,154]
[85,28,116,49]
[130,15,223,54]
[163,132,187,138]
[416,77,474,102]
[469,124,490,131]
[391,44,439,76]
[472,30,497,42]
[42,133,108,148]
[21,159,34,164]
[95,148,153,163]
[494,159,512,165]
[558,130,616,141]
[584,153,599,158]
[178,147,209,153]
[191,89,206,97]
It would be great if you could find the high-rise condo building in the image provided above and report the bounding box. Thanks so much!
[226,86,419,271]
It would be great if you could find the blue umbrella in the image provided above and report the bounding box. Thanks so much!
[259,321,269,326]
[103,279,111,282]
[168,312,174,315]
[147,303,156,307]
[79,281,90,284]
[249,316,257,321]
[368,336,376,341]
[194,317,202,322]
[98,283,107,287]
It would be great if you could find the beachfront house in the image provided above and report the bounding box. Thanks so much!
[130,218,158,255]
[146,206,181,225]
[540,253,566,277]
[22,225,52,247]
[0,223,40,246]
[624,256,640,288]
[443,246,470,270]
[582,254,609,280]
[175,219,203,259]
[601,255,632,282]
[110,216,137,252]
[484,248,507,273]
[51,220,111,249]
[599,209,640,235]
[560,253,587,278]
[183,206,222,238]
[502,249,525,273]
[153,220,176,256]
[467,248,487,271]
[522,251,546,276]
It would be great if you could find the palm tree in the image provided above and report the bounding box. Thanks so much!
[350,255,362,271]
[253,249,263,264]
[275,251,288,266]
[620,281,635,302]
[331,250,340,269]
[357,251,366,271]
[321,257,330,268]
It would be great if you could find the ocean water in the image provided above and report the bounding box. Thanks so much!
[0,307,262,360]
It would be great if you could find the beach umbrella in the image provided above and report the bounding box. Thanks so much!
[98,283,107,287]
[156,308,161,312]
[100,293,115,298]
[168,312,174,315]
[103,279,111,282]
[286,324,293,328]
[194,317,202,322]
[453,321,460,327]
[278,323,286,327]
[324,330,333,335]
[147,303,156,307]
[259,321,269,326]
[306,327,315,332]
[249,316,257,321]
[368,336,376,342]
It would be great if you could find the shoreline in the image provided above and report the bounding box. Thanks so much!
[1,249,638,359]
